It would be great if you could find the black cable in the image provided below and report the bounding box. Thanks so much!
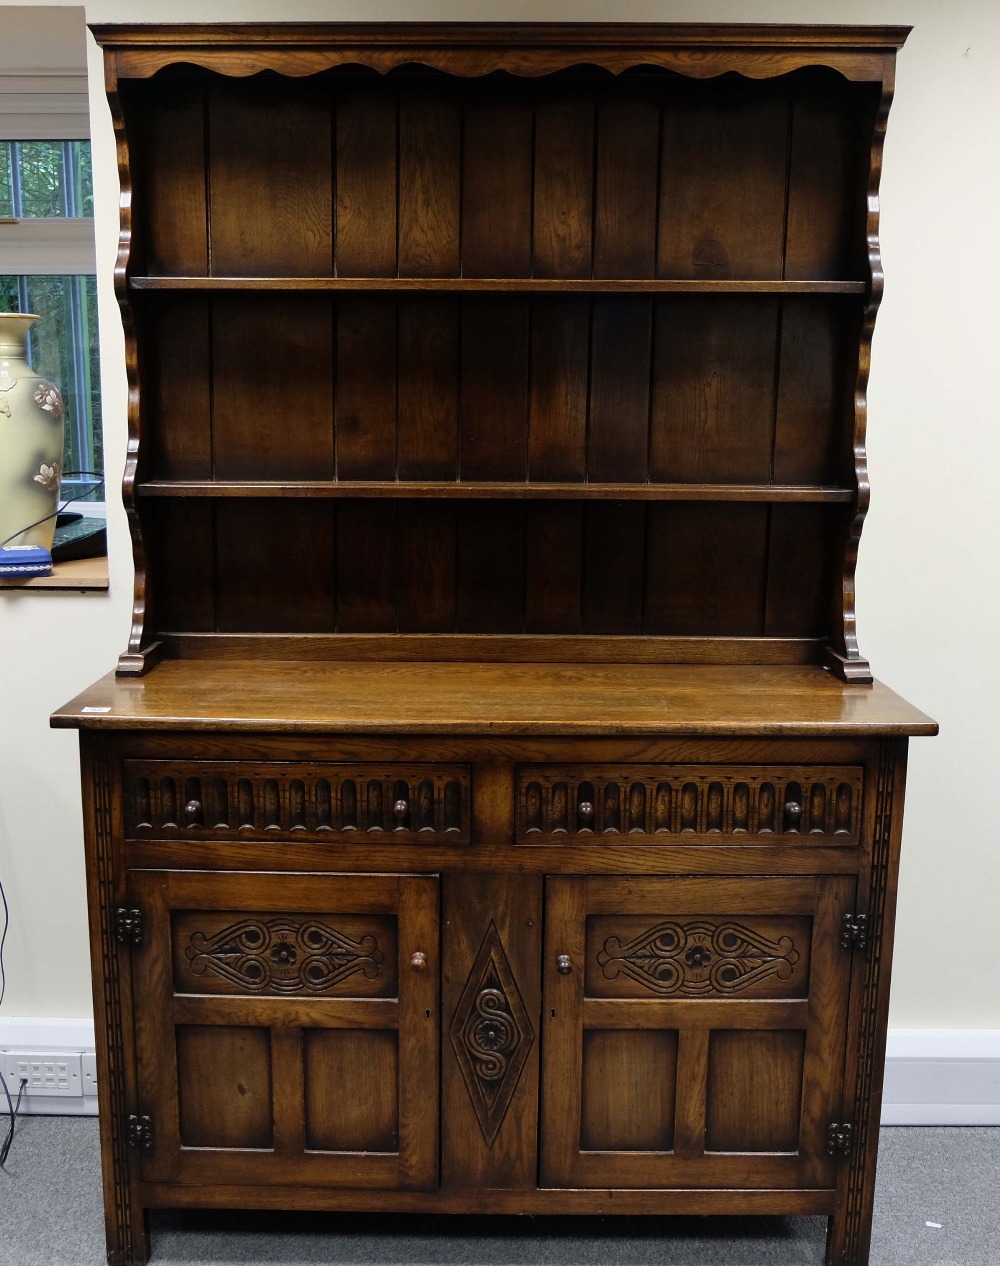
[0,1071,24,1168]
[0,825,26,1167]
[0,470,104,551]
[0,870,7,1010]
[0,874,23,1168]
[0,871,20,1164]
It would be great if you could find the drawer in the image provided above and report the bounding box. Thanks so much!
[123,760,471,844]
[515,764,863,845]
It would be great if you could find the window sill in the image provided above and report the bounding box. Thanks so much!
[0,555,108,591]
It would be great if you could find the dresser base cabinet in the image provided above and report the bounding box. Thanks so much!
[62,700,933,1266]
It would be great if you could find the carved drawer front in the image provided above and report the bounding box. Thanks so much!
[123,761,471,844]
[516,764,863,844]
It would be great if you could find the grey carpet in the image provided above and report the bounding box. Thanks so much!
[0,1119,997,1265]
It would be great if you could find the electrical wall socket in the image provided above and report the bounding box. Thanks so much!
[82,1052,98,1097]
[3,1051,84,1097]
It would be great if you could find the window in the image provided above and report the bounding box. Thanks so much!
[0,138,103,504]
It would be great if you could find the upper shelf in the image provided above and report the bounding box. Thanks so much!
[136,481,855,503]
[129,276,868,296]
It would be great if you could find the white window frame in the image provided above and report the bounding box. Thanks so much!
[1,71,103,514]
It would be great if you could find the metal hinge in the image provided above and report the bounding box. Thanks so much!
[840,912,868,953]
[126,1113,154,1151]
[114,906,143,947]
[827,1121,854,1156]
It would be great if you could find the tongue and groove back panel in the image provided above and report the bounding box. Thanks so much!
[119,65,879,663]
[127,68,873,279]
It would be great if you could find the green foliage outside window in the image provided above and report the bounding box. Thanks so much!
[0,275,103,489]
[1,140,102,498]
[0,140,93,218]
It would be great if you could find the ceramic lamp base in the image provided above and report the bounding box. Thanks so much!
[0,545,53,577]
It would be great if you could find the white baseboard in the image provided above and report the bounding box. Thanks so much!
[1,1094,99,1117]
[881,1029,1000,1125]
[2,1019,999,1124]
[0,1017,98,1117]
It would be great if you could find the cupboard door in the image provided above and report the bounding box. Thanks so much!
[130,871,438,1190]
[541,875,853,1190]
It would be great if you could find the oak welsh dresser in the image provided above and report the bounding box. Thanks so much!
[54,23,936,1266]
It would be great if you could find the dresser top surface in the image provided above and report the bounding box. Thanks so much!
[51,662,936,737]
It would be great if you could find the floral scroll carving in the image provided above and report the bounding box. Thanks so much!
[597,920,800,996]
[185,917,383,993]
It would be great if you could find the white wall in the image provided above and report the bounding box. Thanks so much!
[0,0,997,1035]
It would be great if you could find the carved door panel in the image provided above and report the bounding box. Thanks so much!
[440,874,542,1188]
[541,875,854,1190]
[129,871,439,1190]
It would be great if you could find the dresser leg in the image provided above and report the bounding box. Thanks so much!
[825,1213,844,1265]
[83,737,151,1266]
[824,1116,882,1266]
[826,1196,873,1266]
[826,741,905,1266]
[105,1204,149,1266]
[96,1099,149,1265]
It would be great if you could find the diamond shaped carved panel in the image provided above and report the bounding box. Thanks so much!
[449,921,534,1145]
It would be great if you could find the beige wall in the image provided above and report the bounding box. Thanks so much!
[1,0,996,1029]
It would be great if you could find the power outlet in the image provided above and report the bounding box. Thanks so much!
[82,1052,98,1098]
[3,1052,84,1097]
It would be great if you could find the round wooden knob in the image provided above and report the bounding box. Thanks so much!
[557,954,572,975]
[184,800,202,820]
[577,801,594,823]
[410,951,427,972]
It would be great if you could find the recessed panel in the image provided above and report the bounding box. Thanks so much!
[785,74,875,280]
[304,1029,399,1152]
[462,92,533,277]
[532,92,594,279]
[658,79,788,280]
[649,298,779,484]
[212,296,335,481]
[335,85,397,276]
[773,297,859,485]
[706,1029,806,1153]
[593,88,659,278]
[126,73,208,275]
[586,914,811,999]
[176,1025,273,1149]
[644,503,769,637]
[172,910,398,997]
[581,1029,677,1152]
[398,89,461,276]
[208,84,333,276]
[142,296,212,480]
[143,500,214,633]
[765,504,844,638]
[214,500,337,634]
